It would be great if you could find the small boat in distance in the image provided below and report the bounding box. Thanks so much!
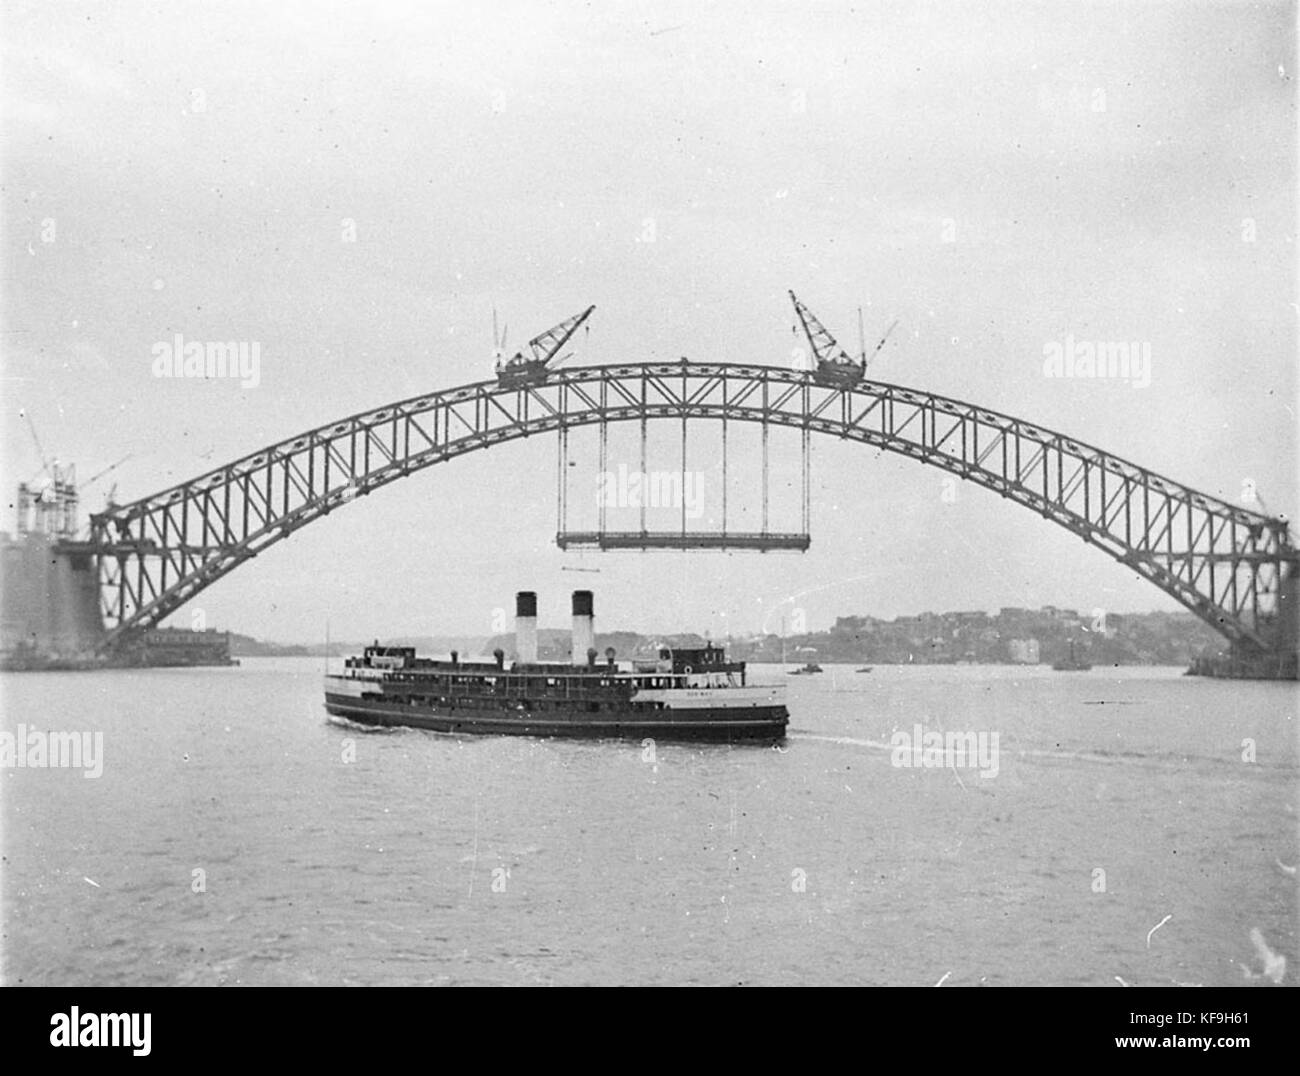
[323,591,788,742]
[1052,639,1092,671]
[788,661,824,676]
[855,666,873,674]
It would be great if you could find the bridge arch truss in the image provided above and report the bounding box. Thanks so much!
[91,361,1296,655]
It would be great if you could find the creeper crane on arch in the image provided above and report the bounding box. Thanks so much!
[495,305,596,387]
[789,290,898,389]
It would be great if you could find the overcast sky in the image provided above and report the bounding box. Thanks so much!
[2,0,1296,642]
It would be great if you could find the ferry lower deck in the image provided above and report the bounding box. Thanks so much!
[323,688,788,742]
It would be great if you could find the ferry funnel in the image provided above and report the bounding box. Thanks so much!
[515,591,538,664]
[571,590,594,666]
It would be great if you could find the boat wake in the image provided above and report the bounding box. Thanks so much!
[788,731,895,751]
[323,714,406,735]
[788,730,1285,774]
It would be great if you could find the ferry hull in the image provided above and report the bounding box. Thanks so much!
[324,692,787,743]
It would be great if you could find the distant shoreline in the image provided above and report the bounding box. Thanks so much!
[226,606,1224,668]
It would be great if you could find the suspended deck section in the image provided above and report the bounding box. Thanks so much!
[555,530,811,552]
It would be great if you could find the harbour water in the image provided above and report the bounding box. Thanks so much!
[2,660,1295,986]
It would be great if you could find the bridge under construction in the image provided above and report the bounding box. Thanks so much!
[3,296,1296,678]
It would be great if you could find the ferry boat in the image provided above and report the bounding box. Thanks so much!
[323,591,788,742]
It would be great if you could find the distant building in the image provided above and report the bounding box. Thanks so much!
[834,615,878,632]
[133,627,236,667]
[1007,638,1041,664]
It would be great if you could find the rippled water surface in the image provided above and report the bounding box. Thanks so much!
[2,659,1296,986]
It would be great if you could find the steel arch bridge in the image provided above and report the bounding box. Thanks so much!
[90,360,1297,659]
